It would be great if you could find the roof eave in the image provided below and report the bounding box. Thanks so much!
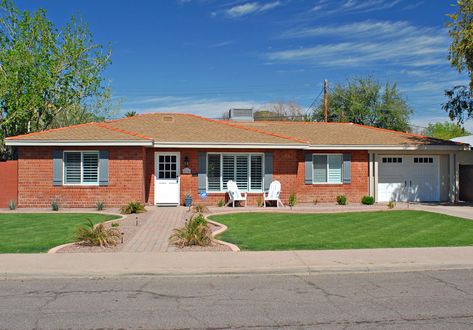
[5,139,153,147]
[153,142,305,149]
[305,144,469,151]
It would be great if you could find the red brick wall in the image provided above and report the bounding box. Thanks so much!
[145,149,369,206]
[0,160,18,208]
[18,147,146,208]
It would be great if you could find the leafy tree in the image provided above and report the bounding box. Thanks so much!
[443,1,473,124]
[448,0,473,89]
[423,121,471,140]
[311,77,412,132]
[0,0,113,159]
[443,85,473,125]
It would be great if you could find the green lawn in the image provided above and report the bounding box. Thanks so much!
[210,210,473,251]
[0,213,120,253]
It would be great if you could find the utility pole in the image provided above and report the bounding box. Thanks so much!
[323,79,328,122]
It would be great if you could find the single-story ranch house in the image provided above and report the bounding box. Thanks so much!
[4,110,473,208]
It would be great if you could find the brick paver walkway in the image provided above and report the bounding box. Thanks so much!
[123,206,189,252]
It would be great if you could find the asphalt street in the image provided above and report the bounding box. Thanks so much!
[1,269,473,329]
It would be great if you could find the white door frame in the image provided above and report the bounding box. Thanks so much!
[154,152,180,206]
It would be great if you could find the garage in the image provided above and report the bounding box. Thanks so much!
[459,165,473,202]
[378,155,440,202]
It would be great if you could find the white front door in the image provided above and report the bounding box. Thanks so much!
[155,152,180,206]
[378,155,440,202]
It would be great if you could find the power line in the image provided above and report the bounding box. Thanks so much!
[305,87,324,115]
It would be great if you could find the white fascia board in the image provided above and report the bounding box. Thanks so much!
[305,145,469,151]
[5,140,153,147]
[153,142,305,149]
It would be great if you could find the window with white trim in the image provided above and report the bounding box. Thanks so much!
[64,151,99,185]
[207,153,263,192]
[313,154,343,184]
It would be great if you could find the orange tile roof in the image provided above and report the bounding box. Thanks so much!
[238,121,462,146]
[7,122,149,141]
[5,113,464,147]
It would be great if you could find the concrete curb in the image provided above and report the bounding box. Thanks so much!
[47,212,126,254]
[205,217,240,252]
[3,262,473,280]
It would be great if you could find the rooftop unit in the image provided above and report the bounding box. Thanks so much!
[228,108,254,122]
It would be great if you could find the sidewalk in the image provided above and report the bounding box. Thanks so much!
[2,246,473,279]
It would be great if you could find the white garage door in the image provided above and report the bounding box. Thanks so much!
[378,155,440,202]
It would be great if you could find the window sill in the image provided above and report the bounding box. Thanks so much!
[61,184,100,187]
[206,191,264,194]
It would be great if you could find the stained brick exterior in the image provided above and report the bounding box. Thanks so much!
[0,160,18,208]
[17,147,146,208]
[146,148,369,206]
[16,147,368,208]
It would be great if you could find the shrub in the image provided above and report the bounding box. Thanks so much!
[361,196,375,205]
[51,201,59,211]
[256,196,263,207]
[75,220,121,247]
[336,195,347,205]
[169,213,212,247]
[289,192,296,208]
[192,203,209,213]
[387,201,396,209]
[193,213,207,226]
[217,199,225,207]
[8,200,16,210]
[111,222,120,228]
[120,201,146,214]
[96,201,105,211]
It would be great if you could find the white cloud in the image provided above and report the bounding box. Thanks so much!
[123,97,269,118]
[225,1,282,18]
[281,20,424,39]
[209,40,234,48]
[323,0,405,15]
[269,20,449,68]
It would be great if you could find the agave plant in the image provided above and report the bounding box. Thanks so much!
[170,213,212,247]
[75,220,121,247]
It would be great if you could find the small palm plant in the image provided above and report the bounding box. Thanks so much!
[170,213,212,247]
[120,201,146,214]
[192,203,209,213]
[75,220,121,247]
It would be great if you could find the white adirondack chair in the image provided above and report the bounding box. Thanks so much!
[225,180,247,208]
[264,180,284,208]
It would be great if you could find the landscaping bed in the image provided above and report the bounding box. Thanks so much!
[57,213,150,253]
[210,210,473,251]
[0,213,120,253]
[167,221,232,252]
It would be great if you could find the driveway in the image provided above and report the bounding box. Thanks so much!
[411,204,473,220]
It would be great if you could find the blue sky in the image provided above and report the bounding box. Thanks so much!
[16,0,472,130]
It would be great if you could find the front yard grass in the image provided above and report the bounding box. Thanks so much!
[0,213,120,253]
[210,210,473,251]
